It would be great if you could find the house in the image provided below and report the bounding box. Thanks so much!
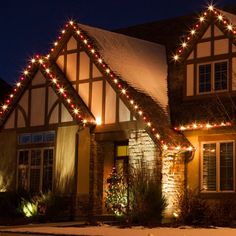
[1,4,236,220]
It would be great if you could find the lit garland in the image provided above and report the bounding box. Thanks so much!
[172,4,236,62]
[174,121,232,131]
[0,20,194,152]
[48,20,193,151]
[0,55,95,126]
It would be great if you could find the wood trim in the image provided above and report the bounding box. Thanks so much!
[47,100,59,124]
[102,79,106,124]
[28,84,32,128]
[45,84,49,125]
[17,105,28,128]
[116,94,119,123]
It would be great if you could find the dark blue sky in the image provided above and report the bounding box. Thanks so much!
[0,0,234,85]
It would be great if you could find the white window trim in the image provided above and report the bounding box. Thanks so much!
[16,147,54,192]
[197,60,229,95]
[200,140,235,193]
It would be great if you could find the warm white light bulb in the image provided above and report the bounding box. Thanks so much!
[208,5,214,11]
[2,104,8,110]
[121,89,126,94]
[173,55,179,61]
[227,24,233,31]
[52,78,57,84]
[96,117,102,125]
[218,15,223,21]
[73,108,79,114]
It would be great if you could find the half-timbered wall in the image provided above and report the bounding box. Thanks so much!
[3,70,74,130]
[185,23,236,97]
[56,36,134,126]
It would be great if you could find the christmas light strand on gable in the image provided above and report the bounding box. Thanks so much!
[0,55,95,126]
[67,21,194,151]
[172,4,236,62]
[0,20,193,152]
[174,121,232,131]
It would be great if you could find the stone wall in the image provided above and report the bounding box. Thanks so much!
[89,135,106,215]
[162,150,185,219]
[129,129,161,179]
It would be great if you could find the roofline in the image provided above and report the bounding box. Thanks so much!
[0,55,96,129]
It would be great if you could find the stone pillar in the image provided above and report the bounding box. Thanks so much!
[129,129,161,177]
[89,135,104,216]
[162,150,185,219]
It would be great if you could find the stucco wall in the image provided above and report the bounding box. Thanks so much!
[0,131,17,192]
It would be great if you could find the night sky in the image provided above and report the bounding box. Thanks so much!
[0,0,235,85]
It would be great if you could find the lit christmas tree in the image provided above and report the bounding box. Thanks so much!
[105,167,128,216]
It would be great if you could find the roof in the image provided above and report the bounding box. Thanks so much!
[79,24,168,113]
[76,23,191,149]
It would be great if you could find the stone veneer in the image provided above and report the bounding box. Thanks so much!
[129,129,161,173]
[162,150,185,218]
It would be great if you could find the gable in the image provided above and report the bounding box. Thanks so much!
[3,70,74,130]
[174,7,236,63]
[0,56,96,131]
[173,7,236,98]
[55,35,134,125]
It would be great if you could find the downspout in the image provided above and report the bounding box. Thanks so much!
[184,149,195,203]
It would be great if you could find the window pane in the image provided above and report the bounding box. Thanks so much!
[18,168,28,191]
[44,131,56,142]
[30,169,40,193]
[19,151,29,165]
[32,133,44,143]
[199,64,211,93]
[220,142,233,191]
[31,150,41,166]
[43,149,53,192]
[215,62,227,91]
[117,145,128,157]
[18,134,31,145]
[203,143,216,191]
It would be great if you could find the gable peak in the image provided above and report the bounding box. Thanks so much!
[172,5,236,62]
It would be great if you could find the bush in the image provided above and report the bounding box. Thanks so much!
[178,190,236,226]
[0,192,23,218]
[20,192,70,221]
[129,165,167,225]
[178,189,209,225]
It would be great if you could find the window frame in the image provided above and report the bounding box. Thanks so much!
[197,60,228,95]
[200,140,235,193]
[16,147,54,193]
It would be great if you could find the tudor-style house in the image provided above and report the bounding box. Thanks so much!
[1,4,236,219]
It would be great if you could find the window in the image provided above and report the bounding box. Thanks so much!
[201,141,234,192]
[115,143,129,177]
[198,61,228,93]
[17,148,54,193]
[18,131,55,145]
